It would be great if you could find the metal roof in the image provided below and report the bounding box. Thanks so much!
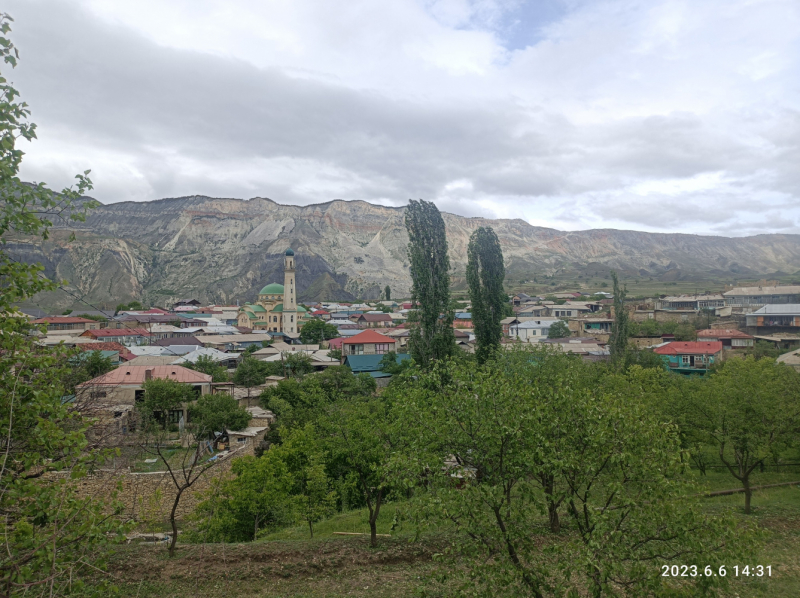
[750,304,800,315]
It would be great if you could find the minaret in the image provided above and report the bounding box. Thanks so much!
[282,248,297,334]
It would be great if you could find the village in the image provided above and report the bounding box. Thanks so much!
[16,246,800,460]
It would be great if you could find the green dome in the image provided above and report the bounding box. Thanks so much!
[285,248,295,256]
[259,283,284,295]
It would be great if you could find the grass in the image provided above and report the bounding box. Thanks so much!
[93,473,800,597]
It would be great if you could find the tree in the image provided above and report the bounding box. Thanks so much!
[392,349,752,597]
[0,14,126,593]
[404,199,454,368]
[189,393,251,440]
[319,395,398,547]
[192,452,295,542]
[685,357,800,513]
[547,320,571,339]
[384,285,391,301]
[115,300,143,314]
[608,271,629,361]
[282,352,314,378]
[299,318,339,344]
[138,377,194,431]
[189,354,229,382]
[466,226,506,363]
[234,355,268,388]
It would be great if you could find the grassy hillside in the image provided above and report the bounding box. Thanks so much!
[95,470,800,597]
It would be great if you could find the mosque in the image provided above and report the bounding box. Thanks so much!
[237,248,308,335]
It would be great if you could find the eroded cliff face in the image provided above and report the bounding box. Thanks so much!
[9,195,800,309]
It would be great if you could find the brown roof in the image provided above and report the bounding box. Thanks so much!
[80,365,212,386]
[83,328,152,338]
[342,330,396,345]
[357,313,392,322]
[33,316,95,324]
[697,329,753,340]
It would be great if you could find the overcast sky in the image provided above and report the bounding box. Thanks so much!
[6,0,800,235]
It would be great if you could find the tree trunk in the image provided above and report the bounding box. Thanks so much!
[168,488,183,557]
[309,520,314,539]
[544,476,560,533]
[743,476,752,514]
[369,518,377,548]
[548,502,560,534]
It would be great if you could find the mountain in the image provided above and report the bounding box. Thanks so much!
[7,195,800,310]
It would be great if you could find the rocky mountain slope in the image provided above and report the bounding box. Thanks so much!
[8,195,800,310]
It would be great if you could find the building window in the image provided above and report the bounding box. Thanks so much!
[290,315,294,322]
[681,355,691,365]
[167,409,184,424]
[349,344,364,355]
[375,343,390,354]
[135,389,145,402]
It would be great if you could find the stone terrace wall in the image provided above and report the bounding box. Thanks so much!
[46,442,255,525]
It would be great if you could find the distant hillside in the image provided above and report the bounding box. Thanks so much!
[7,195,800,310]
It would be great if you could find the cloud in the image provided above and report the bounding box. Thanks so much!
[4,0,800,236]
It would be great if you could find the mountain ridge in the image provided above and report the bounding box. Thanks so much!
[7,194,800,310]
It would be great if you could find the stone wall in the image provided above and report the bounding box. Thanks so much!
[47,442,255,525]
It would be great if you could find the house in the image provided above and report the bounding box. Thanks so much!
[311,309,331,321]
[724,285,800,308]
[327,337,344,351]
[517,305,548,317]
[80,328,152,346]
[696,329,754,348]
[77,341,135,361]
[777,348,800,373]
[173,299,201,309]
[547,305,590,318]
[745,305,800,330]
[355,313,392,328]
[343,353,411,384]
[509,320,552,343]
[194,333,274,351]
[653,341,723,375]
[171,348,241,369]
[581,318,613,334]
[76,365,213,426]
[655,295,725,311]
[541,338,610,361]
[32,316,100,334]
[153,336,204,348]
[342,330,397,357]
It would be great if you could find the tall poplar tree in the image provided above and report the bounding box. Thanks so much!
[466,226,506,363]
[609,271,629,362]
[404,199,454,367]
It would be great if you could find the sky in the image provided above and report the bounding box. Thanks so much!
[5,0,800,236]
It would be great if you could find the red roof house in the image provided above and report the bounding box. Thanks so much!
[33,316,99,332]
[653,341,723,374]
[342,330,396,356]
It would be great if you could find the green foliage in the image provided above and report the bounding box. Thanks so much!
[547,319,571,339]
[0,14,125,593]
[80,313,108,322]
[189,393,251,440]
[680,357,800,513]
[192,452,296,542]
[466,226,506,363]
[233,355,271,387]
[299,318,339,344]
[188,354,229,382]
[318,393,399,547]
[282,352,314,378]
[137,377,194,431]
[391,348,754,596]
[404,199,454,368]
[378,351,409,376]
[114,300,143,314]
[609,271,629,361]
[384,285,391,301]
[327,347,342,361]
